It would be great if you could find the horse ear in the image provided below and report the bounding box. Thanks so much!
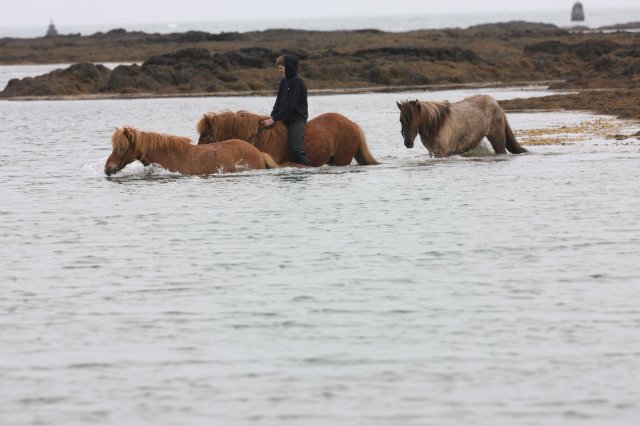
[396,101,402,110]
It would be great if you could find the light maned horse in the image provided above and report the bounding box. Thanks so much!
[104,127,278,176]
[397,94,528,157]
[197,111,379,166]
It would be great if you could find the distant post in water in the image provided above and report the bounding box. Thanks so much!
[571,2,585,22]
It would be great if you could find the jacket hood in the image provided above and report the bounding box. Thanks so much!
[283,54,299,78]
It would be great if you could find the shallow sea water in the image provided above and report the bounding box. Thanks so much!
[1,86,640,426]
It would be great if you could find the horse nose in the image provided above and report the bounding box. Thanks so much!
[404,140,414,148]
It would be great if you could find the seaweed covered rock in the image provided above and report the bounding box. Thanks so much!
[1,63,111,97]
[0,47,282,97]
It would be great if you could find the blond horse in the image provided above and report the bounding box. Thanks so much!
[397,94,528,157]
[105,127,278,176]
[197,111,379,166]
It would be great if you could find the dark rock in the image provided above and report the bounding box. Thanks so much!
[145,48,211,66]
[597,22,640,31]
[106,64,144,91]
[354,29,384,34]
[217,72,239,83]
[362,63,387,84]
[279,49,309,60]
[404,72,431,85]
[355,47,478,63]
[106,64,163,92]
[101,46,278,94]
[594,54,617,72]
[572,2,585,22]
[618,47,640,58]
[468,21,568,38]
[525,39,620,61]
[321,48,342,57]
[175,31,244,43]
[0,63,111,97]
[524,41,570,56]
[623,59,640,76]
[178,31,214,43]
[571,40,620,61]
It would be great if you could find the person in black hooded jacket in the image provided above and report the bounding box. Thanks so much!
[260,54,311,165]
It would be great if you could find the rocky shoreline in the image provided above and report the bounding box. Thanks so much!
[1,22,639,119]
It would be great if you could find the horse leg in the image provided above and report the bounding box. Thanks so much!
[333,151,355,166]
[486,116,508,154]
[487,135,507,154]
[332,136,360,166]
[306,134,337,166]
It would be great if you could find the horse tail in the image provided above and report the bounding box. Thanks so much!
[262,152,279,169]
[353,125,380,165]
[504,120,528,154]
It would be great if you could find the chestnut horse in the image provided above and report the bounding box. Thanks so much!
[197,111,379,167]
[104,127,278,176]
[397,94,528,157]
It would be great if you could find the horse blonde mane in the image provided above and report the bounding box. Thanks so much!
[112,127,192,155]
[399,100,451,138]
[197,110,286,145]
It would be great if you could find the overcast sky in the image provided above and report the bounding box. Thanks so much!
[1,0,638,28]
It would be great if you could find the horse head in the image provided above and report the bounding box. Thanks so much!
[104,126,138,176]
[197,114,216,145]
[397,100,421,148]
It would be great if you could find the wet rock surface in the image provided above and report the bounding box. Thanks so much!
[1,22,639,118]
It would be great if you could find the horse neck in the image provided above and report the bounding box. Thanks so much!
[234,128,261,143]
[216,114,263,143]
[417,103,449,141]
[417,117,433,141]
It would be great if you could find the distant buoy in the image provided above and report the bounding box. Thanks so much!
[571,2,585,22]
[46,20,58,37]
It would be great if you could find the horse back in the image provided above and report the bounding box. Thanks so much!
[310,112,352,124]
[452,95,505,126]
[195,139,268,172]
[307,112,366,166]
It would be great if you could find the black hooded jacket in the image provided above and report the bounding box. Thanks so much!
[270,54,308,123]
